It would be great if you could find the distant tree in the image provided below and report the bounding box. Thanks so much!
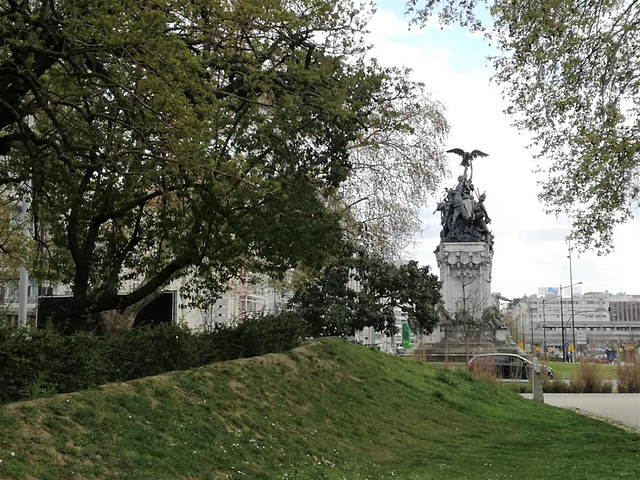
[408,0,640,253]
[503,312,517,345]
[451,276,485,361]
[290,248,442,338]
[0,0,448,331]
[340,89,450,258]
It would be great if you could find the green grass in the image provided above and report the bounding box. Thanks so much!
[548,361,618,379]
[428,360,620,380]
[0,338,638,479]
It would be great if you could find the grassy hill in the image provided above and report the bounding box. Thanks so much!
[0,338,638,480]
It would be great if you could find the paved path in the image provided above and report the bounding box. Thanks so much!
[522,393,640,431]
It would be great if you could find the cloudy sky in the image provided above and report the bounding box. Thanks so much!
[367,1,640,300]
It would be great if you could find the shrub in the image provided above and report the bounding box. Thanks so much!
[21,372,57,400]
[541,377,568,393]
[105,323,196,382]
[0,327,69,402]
[572,360,606,393]
[470,356,501,385]
[541,360,613,393]
[617,359,640,393]
[0,312,306,404]
[233,312,306,358]
[50,331,113,392]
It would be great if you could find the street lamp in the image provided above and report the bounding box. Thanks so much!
[529,306,534,354]
[568,238,577,360]
[559,281,583,362]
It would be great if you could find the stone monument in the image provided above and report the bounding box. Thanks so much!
[422,148,517,361]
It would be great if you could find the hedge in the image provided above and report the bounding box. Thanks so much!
[0,312,306,404]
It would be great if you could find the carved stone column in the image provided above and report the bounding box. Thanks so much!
[435,241,493,317]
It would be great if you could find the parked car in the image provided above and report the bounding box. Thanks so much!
[468,353,554,380]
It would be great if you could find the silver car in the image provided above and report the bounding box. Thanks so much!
[468,353,554,380]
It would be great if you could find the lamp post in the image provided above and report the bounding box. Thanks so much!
[529,306,533,353]
[559,281,583,362]
[560,284,565,361]
[568,238,577,361]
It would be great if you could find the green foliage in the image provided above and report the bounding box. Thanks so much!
[20,372,57,401]
[0,0,446,324]
[0,327,65,402]
[0,313,305,404]
[406,0,486,30]
[409,0,640,252]
[104,323,195,381]
[291,249,442,337]
[216,311,307,359]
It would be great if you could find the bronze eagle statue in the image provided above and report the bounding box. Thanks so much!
[447,148,488,181]
[446,148,489,167]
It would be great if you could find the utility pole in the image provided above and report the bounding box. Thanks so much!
[568,238,577,361]
[529,305,534,354]
[560,284,566,362]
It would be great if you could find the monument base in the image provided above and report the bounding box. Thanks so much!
[416,332,524,363]
[415,305,522,362]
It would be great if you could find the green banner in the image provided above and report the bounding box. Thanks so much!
[402,323,413,350]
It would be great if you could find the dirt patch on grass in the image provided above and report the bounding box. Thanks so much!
[228,379,246,395]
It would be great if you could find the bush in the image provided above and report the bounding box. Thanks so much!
[0,327,67,402]
[617,360,640,393]
[469,356,501,385]
[231,312,307,358]
[542,377,571,393]
[105,323,196,382]
[46,331,112,392]
[572,360,610,393]
[0,312,306,404]
[541,360,613,393]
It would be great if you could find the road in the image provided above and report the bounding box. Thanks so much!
[522,393,640,431]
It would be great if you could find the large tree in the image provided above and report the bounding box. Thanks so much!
[0,0,447,330]
[340,88,450,258]
[290,247,442,338]
[408,0,640,253]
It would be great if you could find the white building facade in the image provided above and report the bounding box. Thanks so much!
[509,291,640,359]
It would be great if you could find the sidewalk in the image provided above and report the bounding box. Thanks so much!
[522,393,640,432]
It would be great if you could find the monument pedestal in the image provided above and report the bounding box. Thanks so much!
[421,242,518,361]
[435,242,493,314]
[419,242,519,361]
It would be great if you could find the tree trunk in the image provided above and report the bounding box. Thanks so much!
[98,292,160,335]
[98,307,138,335]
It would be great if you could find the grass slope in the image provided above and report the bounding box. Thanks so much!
[0,338,638,480]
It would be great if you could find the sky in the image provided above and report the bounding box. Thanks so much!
[366,1,640,300]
